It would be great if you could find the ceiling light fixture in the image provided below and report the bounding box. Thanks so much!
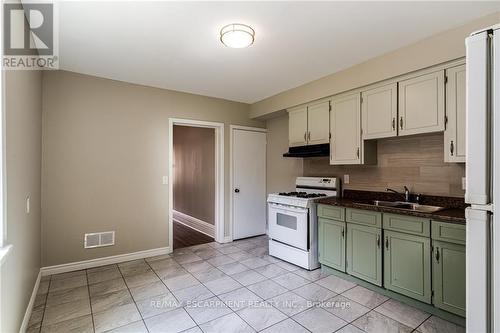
[220,23,255,48]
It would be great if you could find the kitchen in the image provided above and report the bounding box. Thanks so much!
[264,12,495,333]
[2,2,500,333]
[267,56,469,325]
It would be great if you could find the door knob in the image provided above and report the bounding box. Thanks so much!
[234,188,240,193]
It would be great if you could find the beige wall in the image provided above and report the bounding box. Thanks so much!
[304,133,465,197]
[266,115,303,194]
[41,71,263,266]
[251,11,500,118]
[173,125,215,224]
[1,71,43,333]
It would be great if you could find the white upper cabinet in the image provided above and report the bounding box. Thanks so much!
[330,93,362,165]
[398,70,445,136]
[444,65,466,163]
[288,105,308,147]
[361,83,398,139]
[307,100,330,145]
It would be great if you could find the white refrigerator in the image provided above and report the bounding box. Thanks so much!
[465,24,500,333]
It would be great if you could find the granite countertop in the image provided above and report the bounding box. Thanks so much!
[316,190,467,225]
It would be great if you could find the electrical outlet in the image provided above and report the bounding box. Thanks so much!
[344,174,350,184]
[162,176,168,185]
[462,177,466,190]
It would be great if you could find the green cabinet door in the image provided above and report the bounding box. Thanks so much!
[346,223,382,286]
[384,230,432,303]
[433,240,466,316]
[318,218,345,272]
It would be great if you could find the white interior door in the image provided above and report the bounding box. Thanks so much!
[232,128,267,240]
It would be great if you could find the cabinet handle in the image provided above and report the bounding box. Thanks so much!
[341,228,345,238]
[376,235,380,248]
[356,147,360,158]
[435,247,440,263]
[400,117,404,130]
[450,141,454,156]
[304,132,307,141]
[392,118,396,130]
[385,236,389,249]
[308,132,311,141]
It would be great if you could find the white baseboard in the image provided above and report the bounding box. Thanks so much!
[19,271,41,333]
[40,246,171,276]
[173,210,215,237]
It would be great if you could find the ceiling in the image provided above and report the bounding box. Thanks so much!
[58,1,499,103]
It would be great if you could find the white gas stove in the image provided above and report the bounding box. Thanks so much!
[267,177,339,270]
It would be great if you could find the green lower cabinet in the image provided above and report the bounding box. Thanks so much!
[432,240,466,316]
[384,230,432,303]
[346,223,382,286]
[318,218,345,272]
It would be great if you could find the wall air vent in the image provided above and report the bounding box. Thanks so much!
[84,231,115,249]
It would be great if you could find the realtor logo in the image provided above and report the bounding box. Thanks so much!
[3,2,58,69]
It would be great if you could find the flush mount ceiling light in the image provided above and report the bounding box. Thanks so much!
[220,23,255,48]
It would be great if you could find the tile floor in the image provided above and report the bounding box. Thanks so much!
[27,236,465,333]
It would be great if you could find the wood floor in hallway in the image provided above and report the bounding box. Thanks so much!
[173,220,214,249]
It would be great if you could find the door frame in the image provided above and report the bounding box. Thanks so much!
[168,118,225,249]
[229,125,267,241]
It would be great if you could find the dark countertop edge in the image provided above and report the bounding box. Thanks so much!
[316,198,466,225]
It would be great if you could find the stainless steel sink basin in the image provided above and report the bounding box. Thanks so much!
[356,200,445,213]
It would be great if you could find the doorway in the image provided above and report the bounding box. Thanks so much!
[168,119,224,250]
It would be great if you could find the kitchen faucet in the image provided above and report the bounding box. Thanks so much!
[386,186,410,202]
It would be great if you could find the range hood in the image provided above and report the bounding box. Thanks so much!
[283,143,330,158]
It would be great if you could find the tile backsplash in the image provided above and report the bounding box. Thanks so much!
[303,133,465,197]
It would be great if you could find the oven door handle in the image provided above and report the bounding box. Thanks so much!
[269,203,308,214]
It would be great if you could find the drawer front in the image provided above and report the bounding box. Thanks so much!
[317,204,345,221]
[346,208,382,228]
[383,213,430,237]
[432,221,466,245]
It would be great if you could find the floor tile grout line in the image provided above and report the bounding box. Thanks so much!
[370,297,434,330]
[143,255,202,332]
[288,316,314,333]
[412,313,433,333]
[116,259,151,333]
[185,294,237,328]
[85,269,97,333]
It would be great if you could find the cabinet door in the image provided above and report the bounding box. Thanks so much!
[318,218,345,272]
[444,65,466,163]
[384,230,432,303]
[307,101,330,145]
[361,83,398,139]
[433,240,466,316]
[398,71,445,136]
[288,105,308,147]
[346,223,382,286]
[330,93,361,165]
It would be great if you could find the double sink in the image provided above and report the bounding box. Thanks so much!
[355,200,445,213]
